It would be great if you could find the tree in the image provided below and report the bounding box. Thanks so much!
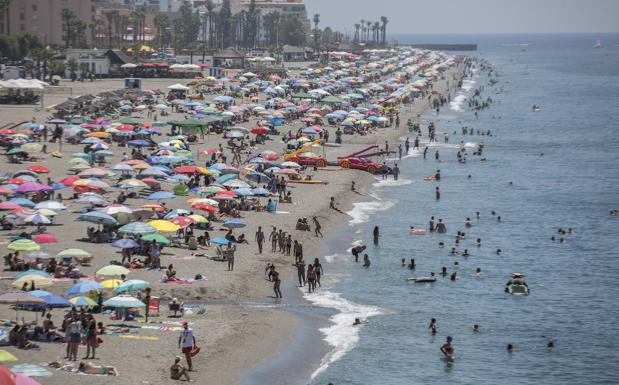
[380,16,388,47]
[366,20,371,43]
[312,13,320,51]
[154,13,170,49]
[105,10,119,49]
[353,23,360,43]
[31,48,56,79]
[205,0,215,49]
[66,57,78,78]
[218,0,233,48]
[89,19,103,48]
[61,8,76,48]
[373,21,380,46]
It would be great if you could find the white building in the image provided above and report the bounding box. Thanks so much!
[64,49,111,77]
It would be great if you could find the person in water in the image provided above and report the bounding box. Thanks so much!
[408,259,416,270]
[473,324,480,332]
[351,245,366,263]
[362,254,371,268]
[429,318,438,334]
[373,226,380,244]
[440,336,454,358]
[475,267,484,277]
[428,216,435,232]
[436,219,446,233]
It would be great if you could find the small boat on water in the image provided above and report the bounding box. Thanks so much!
[594,39,603,48]
[505,273,529,295]
[408,276,437,283]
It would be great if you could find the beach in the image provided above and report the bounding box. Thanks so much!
[0,52,465,385]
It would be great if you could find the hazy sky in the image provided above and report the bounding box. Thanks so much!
[305,0,619,35]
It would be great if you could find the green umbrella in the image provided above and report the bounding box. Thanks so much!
[141,233,170,245]
[57,248,91,258]
[8,239,40,252]
[118,118,139,125]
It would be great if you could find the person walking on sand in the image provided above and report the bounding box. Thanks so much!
[255,226,265,254]
[178,321,197,371]
[313,216,323,238]
[269,227,277,252]
[270,265,282,298]
[294,258,306,286]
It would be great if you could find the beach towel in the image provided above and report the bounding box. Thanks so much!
[165,279,194,285]
[119,335,159,341]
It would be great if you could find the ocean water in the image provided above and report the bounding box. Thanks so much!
[308,34,619,385]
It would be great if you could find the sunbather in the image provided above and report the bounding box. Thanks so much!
[78,361,118,376]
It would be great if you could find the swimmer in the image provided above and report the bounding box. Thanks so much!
[429,318,438,334]
[450,272,458,281]
[507,343,514,353]
[496,248,502,255]
[408,259,416,270]
[441,266,448,277]
[476,211,480,220]
[352,318,364,326]
[546,341,554,351]
[465,218,472,227]
[438,241,445,248]
[362,254,371,268]
[491,211,496,216]
[497,216,501,222]
[462,249,470,257]
[450,247,458,255]
[453,261,460,268]
[550,236,556,241]
[401,258,406,267]
[474,267,484,277]
[440,336,454,358]
[473,324,480,332]
[476,238,481,247]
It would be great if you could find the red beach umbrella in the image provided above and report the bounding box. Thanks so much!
[6,178,26,185]
[33,233,58,244]
[174,166,199,174]
[170,216,195,228]
[0,365,16,385]
[191,203,218,213]
[251,127,268,135]
[59,177,80,186]
[27,165,49,174]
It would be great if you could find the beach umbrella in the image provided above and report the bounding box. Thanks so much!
[113,279,149,292]
[0,350,17,363]
[223,179,251,189]
[147,219,180,232]
[169,216,194,228]
[244,172,271,184]
[15,270,49,280]
[27,165,48,174]
[24,213,51,225]
[251,187,270,195]
[210,237,230,246]
[163,209,190,219]
[103,295,145,308]
[118,179,148,189]
[100,279,123,289]
[146,191,176,200]
[23,252,51,260]
[141,167,168,177]
[127,139,151,147]
[188,214,208,224]
[111,238,139,249]
[96,265,130,276]
[0,292,46,305]
[223,219,246,229]
[34,294,71,308]
[32,233,58,244]
[16,374,44,385]
[12,274,53,288]
[15,182,53,194]
[57,249,91,258]
[21,143,43,153]
[77,211,118,225]
[192,203,217,213]
[119,221,157,235]
[99,204,133,215]
[0,202,21,210]
[111,164,134,172]
[34,201,66,211]
[140,233,170,244]
[7,239,40,252]
[76,195,108,206]
[66,281,104,296]
[0,366,15,385]
[9,198,35,207]
[68,296,97,307]
[78,168,109,178]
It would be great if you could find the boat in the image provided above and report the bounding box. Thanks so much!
[407,276,437,283]
[505,273,529,295]
[594,39,603,48]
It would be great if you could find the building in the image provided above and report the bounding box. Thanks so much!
[62,49,111,76]
[0,0,93,47]
[231,0,311,43]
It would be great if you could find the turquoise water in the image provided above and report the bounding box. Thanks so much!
[310,34,619,385]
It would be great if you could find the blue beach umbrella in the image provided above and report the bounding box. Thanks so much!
[251,187,270,196]
[15,269,49,280]
[146,191,176,200]
[118,221,157,235]
[78,211,118,225]
[9,198,35,207]
[223,219,246,229]
[103,295,146,308]
[111,238,140,249]
[210,237,230,246]
[113,279,150,293]
[67,280,105,296]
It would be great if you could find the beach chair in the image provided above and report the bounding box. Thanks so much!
[168,302,181,317]
[148,296,160,317]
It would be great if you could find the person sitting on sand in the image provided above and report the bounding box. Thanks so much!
[78,361,118,376]
[170,356,192,381]
[166,264,180,282]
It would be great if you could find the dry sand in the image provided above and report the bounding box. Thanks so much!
[0,66,461,384]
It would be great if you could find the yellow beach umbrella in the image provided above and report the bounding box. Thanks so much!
[21,143,43,153]
[69,296,98,307]
[36,208,58,217]
[12,274,53,288]
[96,265,130,276]
[8,239,41,252]
[0,349,18,362]
[133,163,150,170]
[101,279,123,289]
[188,214,208,224]
[147,219,180,232]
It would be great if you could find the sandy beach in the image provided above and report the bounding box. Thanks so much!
[0,57,463,385]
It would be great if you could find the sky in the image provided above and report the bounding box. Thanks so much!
[305,0,619,35]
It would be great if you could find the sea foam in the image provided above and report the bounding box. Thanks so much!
[347,199,395,226]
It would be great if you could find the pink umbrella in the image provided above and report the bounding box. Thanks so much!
[17,374,42,385]
[32,233,58,244]
[15,182,53,194]
[0,202,21,210]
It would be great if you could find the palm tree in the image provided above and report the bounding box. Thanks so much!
[373,21,380,46]
[154,13,169,50]
[119,15,130,47]
[353,23,360,43]
[105,10,119,49]
[380,16,388,47]
[312,13,320,51]
[365,20,371,43]
[89,20,102,48]
[60,8,76,48]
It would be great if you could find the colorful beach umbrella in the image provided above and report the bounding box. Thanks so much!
[7,239,40,252]
[96,265,130,276]
[103,295,145,308]
[68,296,97,307]
[66,281,104,296]
[113,279,150,292]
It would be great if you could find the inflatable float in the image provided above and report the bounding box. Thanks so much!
[407,277,437,283]
[410,229,426,235]
[423,176,436,181]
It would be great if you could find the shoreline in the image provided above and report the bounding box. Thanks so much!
[240,65,467,384]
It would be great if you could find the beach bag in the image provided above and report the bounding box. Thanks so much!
[190,347,201,357]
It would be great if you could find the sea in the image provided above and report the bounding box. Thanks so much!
[242,33,619,385]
